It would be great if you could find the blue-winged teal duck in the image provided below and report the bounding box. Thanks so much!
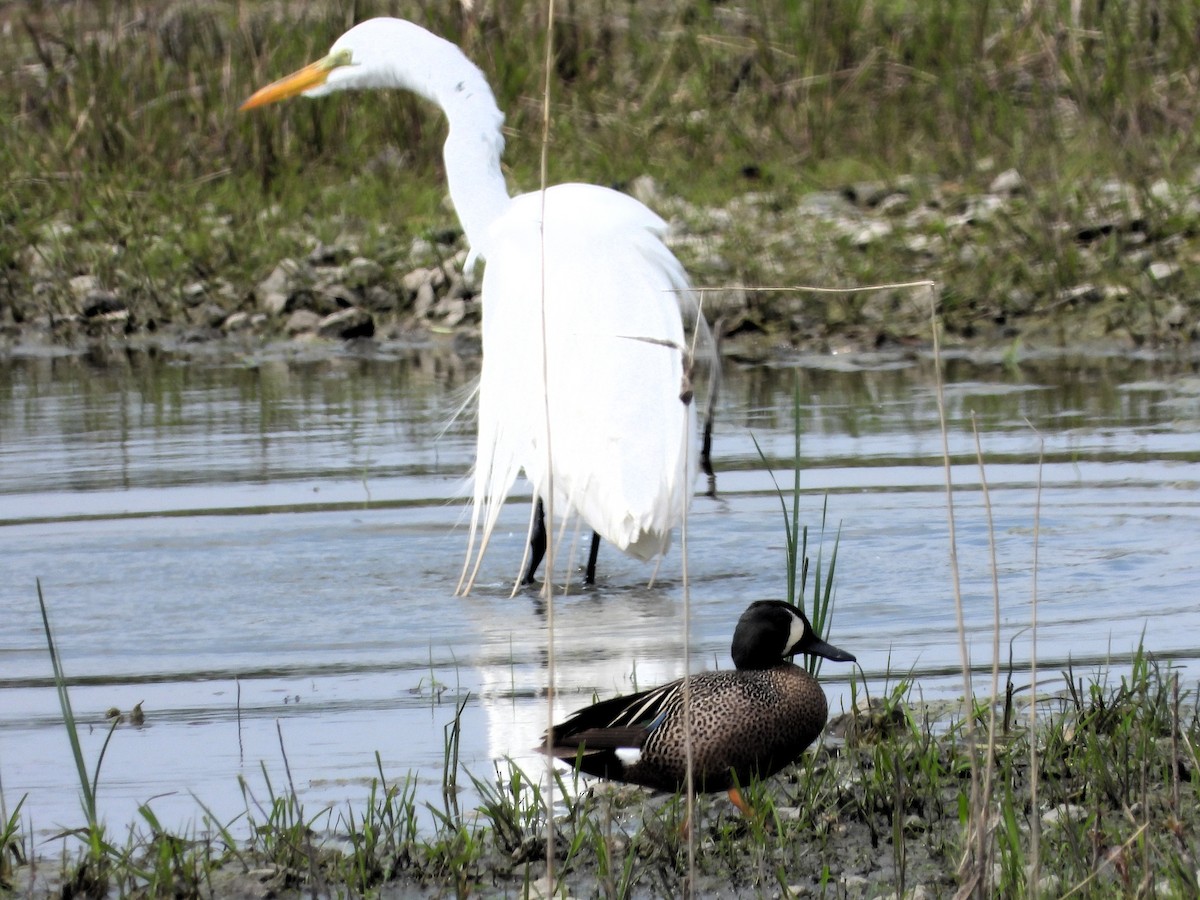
[545,600,855,817]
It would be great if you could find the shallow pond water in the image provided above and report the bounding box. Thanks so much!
[2,342,1198,842]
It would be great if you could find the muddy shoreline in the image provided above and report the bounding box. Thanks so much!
[6,168,1199,364]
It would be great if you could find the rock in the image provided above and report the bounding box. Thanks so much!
[69,275,100,299]
[794,190,856,218]
[1147,261,1180,283]
[851,220,893,247]
[843,181,892,207]
[221,311,251,332]
[627,174,661,208]
[989,168,1025,195]
[19,244,54,279]
[401,267,433,295]
[905,234,936,255]
[181,281,208,306]
[314,283,357,313]
[341,256,384,289]
[444,272,467,301]
[257,259,311,315]
[1041,804,1088,828]
[1164,303,1187,328]
[413,281,436,318]
[363,285,400,312]
[284,309,321,335]
[947,194,1005,227]
[189,303,228,328]
[1057,284,1102,306]
[317,307,374,340]
[840,874,870,892]
[408,237,437,260]
[308,240,353,266]
[81,292,125,320]
[876,192,910,214]
[434,297,467,327]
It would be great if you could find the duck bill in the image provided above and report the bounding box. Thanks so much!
[240,58,332,111]
[804,636,856,664]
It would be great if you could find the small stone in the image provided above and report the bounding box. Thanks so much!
[81,292,124,320]
[876,192,910,214]
[408,237,436,260]
[222,311,251,332]
[189,303,227,328]
[905,234,934,254]
[317,307,374,340]
[444,272,466,301]
[1165,303,1187,328]
[401,267,432,294]
[1041,804,1087,827]
[284,309,321,335]
[627,174,661,208]
[947,194,1005,226]
[413,281,436,318]
[342,256,384,289]
[435,297,467,327]
[363,285,400,312]
[308,240,352,266]
[314,283,356,313]
[1057,283,1101,306]
[840,874,870,891]
[844,181,891,207]
[69,274,100,299]
[182,282,208,306]
[257,259,311,314]
[851,220,892,246]
[1147,260,1180,282]
[989,168,1025,195]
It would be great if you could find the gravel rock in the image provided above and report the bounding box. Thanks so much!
[342,256,384,289]
[69,275,100,299]
[284,309,321,335]
[257,258,312,315]
[317,307,374,340]
[81,292,125,320]
[1147,261,1180,282]
[989,168,1025,195]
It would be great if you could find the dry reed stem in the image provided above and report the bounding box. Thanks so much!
[929,285,984,893]
[971,413,1002,893]
[1026,423,1045,895]
[537,0,558,888]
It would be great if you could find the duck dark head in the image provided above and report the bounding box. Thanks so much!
[730,600,856,671]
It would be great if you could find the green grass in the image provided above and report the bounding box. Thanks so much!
[2,0,1199,347]
[17,505,1200,896]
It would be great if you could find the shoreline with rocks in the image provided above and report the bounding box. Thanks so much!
[5,168,1199,363]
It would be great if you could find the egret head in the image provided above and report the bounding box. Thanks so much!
[240,18,425,110]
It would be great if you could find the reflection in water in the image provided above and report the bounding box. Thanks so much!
[1,344,1198,840]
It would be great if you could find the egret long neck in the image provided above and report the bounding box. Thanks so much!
[440,94,510,252]
[405,29,510,250]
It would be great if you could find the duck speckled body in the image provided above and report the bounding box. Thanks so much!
[545,600,855,812]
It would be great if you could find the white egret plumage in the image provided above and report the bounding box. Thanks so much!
[242,18,707,592]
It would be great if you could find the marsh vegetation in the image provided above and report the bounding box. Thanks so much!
[2,0,1199,351]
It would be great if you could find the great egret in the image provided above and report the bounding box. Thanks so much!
[543,600,856,819]
[242,18,706,592]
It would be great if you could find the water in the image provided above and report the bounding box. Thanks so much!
[2,342,1198,841]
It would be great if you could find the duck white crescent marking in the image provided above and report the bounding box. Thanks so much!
[783,607,808,656]
[614,748,643,768]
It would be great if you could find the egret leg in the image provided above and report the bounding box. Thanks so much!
[521,498,547,584]
[584,531,600,584]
